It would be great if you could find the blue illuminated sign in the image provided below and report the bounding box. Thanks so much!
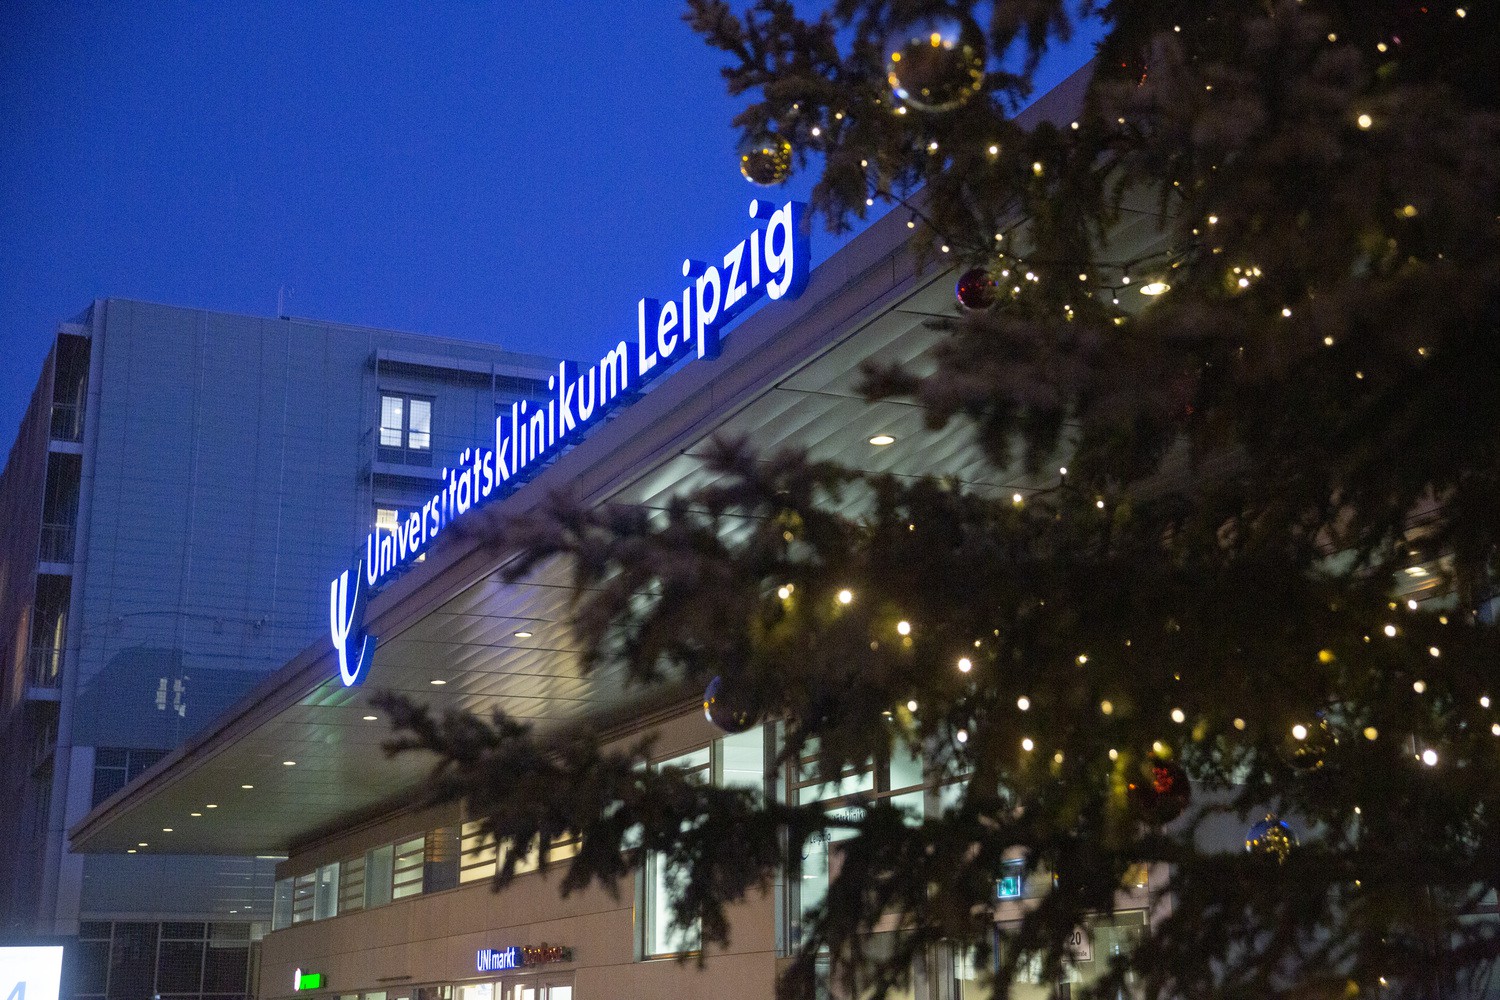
[330,199,810,685]
[476,944,572,972]
[476,948,520,973]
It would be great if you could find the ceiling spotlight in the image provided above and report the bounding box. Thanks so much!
[1139,281,1170,296]
[513,630,533,639]
[282,761,296,766]
[362,715,378,721]
[241,784,254,790]
[430,679,448,686]
[205,804,217,809]
[869,434,896,446]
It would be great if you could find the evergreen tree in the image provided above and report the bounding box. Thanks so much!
[377,2,1500,996]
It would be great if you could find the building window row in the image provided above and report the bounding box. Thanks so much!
[271,824,582,931]
[268,720,1145,995]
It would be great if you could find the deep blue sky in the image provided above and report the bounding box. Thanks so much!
[1,3,1101,452]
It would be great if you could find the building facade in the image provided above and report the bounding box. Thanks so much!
[0,300,558,999]
[66,67,1178,1000]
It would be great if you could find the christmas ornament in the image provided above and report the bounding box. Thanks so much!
[955,267,998,311]
[1128,754,1192,825]
[1279,713,1335,772]
[884,15,986,112]
[704,675,756,733]
[738,132,793,186]
[1245,814,1297,863]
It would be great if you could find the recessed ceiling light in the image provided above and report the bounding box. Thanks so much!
[868,434,896,446]
[282,760,296,766]
[513,630,533,639]
[362,715,378,721]
[205,804,217,809]
[241,784,254,790]
[190,812,202,817]
[430,679,447,686]
[163,828,173,833]
[127,849,137,854]
[137,842,148,847]
[1140,281,1170,296]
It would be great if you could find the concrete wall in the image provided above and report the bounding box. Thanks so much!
[261,845,779,1000]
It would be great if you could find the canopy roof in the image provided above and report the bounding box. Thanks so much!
[69,65,1154,859]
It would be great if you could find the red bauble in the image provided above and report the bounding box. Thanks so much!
[955,267,997,311]
[1129,755,1192,825]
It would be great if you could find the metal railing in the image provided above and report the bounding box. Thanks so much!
[38,523,75,563]
[31,716,58,772]
[27,646,62,688]
[50,402,84,442]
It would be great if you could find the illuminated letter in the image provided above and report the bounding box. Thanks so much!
[637,299,659,377]
[528,407,546,461]
[576,365,597,423]
[330,564,376,687]
[765,200,808,300]
[723,240,748,311]
[456,451,473,515]
[599,341,629,405]
[657,299,679,361]
[555,362,578,436]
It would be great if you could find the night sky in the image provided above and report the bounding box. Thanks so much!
[0,3,1101,451]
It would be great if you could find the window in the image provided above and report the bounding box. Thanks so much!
[92,747,167,807]
[314,861,340,920]
[378,393,432,466]
[789,736,925,934]
[392,835,426,899]
[640,728,767,960]
[642,746,710,959]
[1000,910,1147,999]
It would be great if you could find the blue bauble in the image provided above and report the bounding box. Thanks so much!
[703,676,756,734]
[1245,814,1297,863]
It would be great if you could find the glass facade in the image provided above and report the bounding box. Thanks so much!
[73,920,261,1000]
[639,728,767,960]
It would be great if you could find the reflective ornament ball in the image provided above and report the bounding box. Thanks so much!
[739,132,793,186]
[1128,754,1192,825]
[704,675,756,733]
[885,16,986,112]
[1279,713,1336,772]
[1245,814,1297,863]
[955,267,998,311]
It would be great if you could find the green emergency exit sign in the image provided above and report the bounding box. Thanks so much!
[293,969,324,991]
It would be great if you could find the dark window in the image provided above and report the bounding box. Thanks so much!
[155,939,204,993]
[93,748,168,807]
[73,938,111,994]
[106,922,157,1000]
[378,393,433,466]
[423,826,460,893]
[201,943,249,995]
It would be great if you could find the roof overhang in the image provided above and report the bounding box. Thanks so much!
[69,63,1142,858]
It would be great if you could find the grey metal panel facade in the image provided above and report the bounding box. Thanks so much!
[0,297,557,941]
